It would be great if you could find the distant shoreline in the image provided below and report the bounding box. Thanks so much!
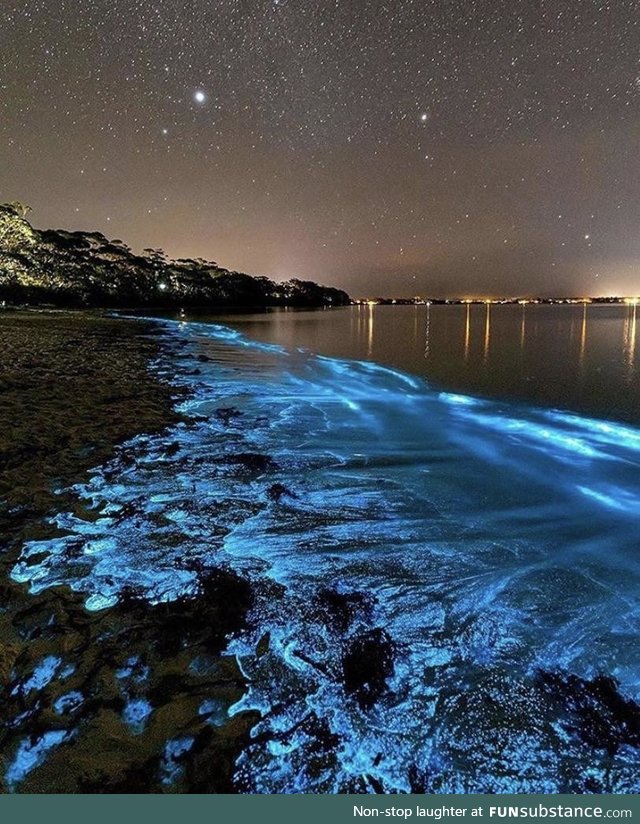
[353,296,638,306]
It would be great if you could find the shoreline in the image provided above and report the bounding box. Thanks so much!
[0,310,256,792]
[0,310,183,530]
[3,310,640,793]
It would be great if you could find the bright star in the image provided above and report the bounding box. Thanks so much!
[194,90,206,104]
[420,112,428,122]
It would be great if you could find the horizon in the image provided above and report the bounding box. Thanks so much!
[352,295,640,303]
[5,203,640,304]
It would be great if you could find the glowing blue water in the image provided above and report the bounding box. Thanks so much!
[10,318,640,792]
[5,731,72,790]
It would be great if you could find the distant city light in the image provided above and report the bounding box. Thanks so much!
[352,296,639,306]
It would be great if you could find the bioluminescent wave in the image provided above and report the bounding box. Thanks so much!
[10,319,640,792]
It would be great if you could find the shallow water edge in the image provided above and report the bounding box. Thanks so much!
[3,313,640,793]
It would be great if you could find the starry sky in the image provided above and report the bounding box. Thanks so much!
[2,0,640,298]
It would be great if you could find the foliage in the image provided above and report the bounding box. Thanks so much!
[0,206,351,309]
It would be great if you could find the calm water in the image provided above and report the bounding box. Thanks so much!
[188,303,640,423]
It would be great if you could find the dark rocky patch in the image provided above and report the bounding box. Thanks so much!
[537,670,640,756]
[266,482,296,502]
[77,755,163,794]
[163,441,181,457]
[224,452,278,475]
[117,567,253,657]
[315,588,373,633]
[342,628,395,709]
[183,720,256,792]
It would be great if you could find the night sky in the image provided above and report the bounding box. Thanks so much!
[2,0,640,298]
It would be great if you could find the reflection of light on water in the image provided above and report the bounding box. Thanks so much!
[483,301,491,362]
[464,303,470,361]
[367,302,374,356]
[424,303,431,359]
[579,302,588,368]
[624,303,637,377]
[355,303,366,351]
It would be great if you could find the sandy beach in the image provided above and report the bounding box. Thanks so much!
[0,311,255,792]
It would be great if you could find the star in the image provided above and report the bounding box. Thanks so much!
[420,112,429,123]
[194,90,206,104]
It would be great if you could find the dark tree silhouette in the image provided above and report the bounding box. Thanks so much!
[0,208,351,309]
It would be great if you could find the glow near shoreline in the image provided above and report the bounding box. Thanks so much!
[8,317,640,793]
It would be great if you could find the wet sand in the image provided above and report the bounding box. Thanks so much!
[0,311,255,792]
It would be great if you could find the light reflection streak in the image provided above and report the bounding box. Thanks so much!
[464,303,471,361]
[424,303,431,360]
[483,302,491,362]
[579,302,588,368]
[624,303,637,377]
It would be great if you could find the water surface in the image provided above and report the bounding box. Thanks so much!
[186,304,639,423]
[10,317,640,792]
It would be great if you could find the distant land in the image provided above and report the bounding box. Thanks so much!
[0,202,350,310]
[354,296,639,305]
[1,202,637,312]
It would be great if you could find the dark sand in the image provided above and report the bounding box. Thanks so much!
[0,312,181,525]
[0,311,256,792]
